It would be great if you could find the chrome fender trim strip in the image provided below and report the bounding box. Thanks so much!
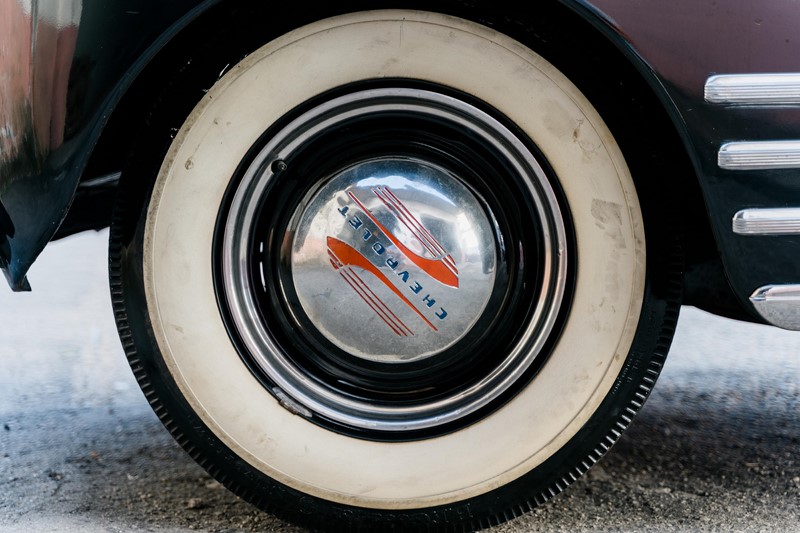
[750,285,800,331]
[718,141,800,170]
[733,208,800,235]
[705,73,800,105]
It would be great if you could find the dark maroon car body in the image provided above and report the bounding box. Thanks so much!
[3,0,799,332]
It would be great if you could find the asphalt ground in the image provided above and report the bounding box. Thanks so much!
[1,230,798,532]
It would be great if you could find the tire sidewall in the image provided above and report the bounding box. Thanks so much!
[111,8,677,530]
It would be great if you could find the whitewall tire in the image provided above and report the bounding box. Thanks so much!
[111,8,681,531]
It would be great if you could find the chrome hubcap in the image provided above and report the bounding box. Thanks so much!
[291,157,497,363]
[219,87,569,433]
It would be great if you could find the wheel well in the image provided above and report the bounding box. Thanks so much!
[464,1,745,321]
[80,0,740,319]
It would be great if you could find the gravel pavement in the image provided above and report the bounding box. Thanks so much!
[1,230,798,532]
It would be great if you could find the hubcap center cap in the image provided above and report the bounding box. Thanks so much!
[290,157,497,363]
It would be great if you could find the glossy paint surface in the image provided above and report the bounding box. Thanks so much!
[1,0,799,323]
[0,0,213,289]
[577,0,800,318]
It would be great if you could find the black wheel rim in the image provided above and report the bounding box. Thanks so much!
[215,85,572,438]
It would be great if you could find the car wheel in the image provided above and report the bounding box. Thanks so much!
[110,9,681,531]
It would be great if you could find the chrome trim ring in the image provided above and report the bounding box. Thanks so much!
[220,87,568,433]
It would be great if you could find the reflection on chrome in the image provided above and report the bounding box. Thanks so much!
[733,208,800,235]
[705,73,800,105]
[718,141,800,170]
[291,157,497,363]
[750,284,800,331]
